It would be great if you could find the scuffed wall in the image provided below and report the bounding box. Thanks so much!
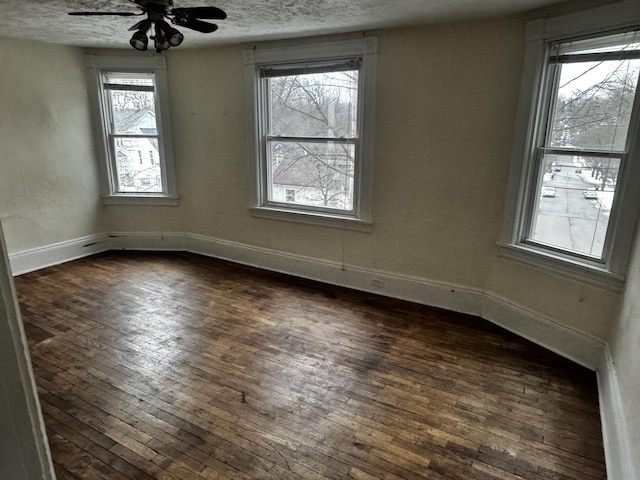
[0,36,102,254]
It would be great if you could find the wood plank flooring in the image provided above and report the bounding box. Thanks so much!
[15,251,607,479]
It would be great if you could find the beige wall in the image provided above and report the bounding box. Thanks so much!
[0,37,103,254]
[128,19,526,290]
[1,17,624,347]
[162,19,617,341]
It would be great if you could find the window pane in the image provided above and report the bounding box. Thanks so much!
[549,58,640,151]
[552,31,640,55]
[104,72,154,86]
[529,153,620,258]
[109,89,158,136]
[268,70,359,138]
[113,137,162,193]
[269,141,355,210]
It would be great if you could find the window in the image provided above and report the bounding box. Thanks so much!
[86,56,177,205]
[501,3,640,288]
[245,38,377,229]
[530,32,639,258]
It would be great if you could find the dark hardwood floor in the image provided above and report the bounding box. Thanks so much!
[15,251,606,479]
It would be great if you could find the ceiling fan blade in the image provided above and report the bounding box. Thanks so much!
[69,11,141,16]
[175,18,219,33]
[128,19,153,31]
[171,7,227,20]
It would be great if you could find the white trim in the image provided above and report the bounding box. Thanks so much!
[501,3,640,283]
[184,233,603,369]
[13,231,603,369]
[107,231,187,251]
[8,234,111,276]
[539,0,640,42]
[597,346,636,480]
[482,291,604,369]
[102,195,179,206]
[244,37,378,65]
[0,222,55,479]
[185,231,486,313]
[85,55,179,203]
[244,36,377,224]
[248,206,373,231]
[85,55,167,70]
[498,243,624,292]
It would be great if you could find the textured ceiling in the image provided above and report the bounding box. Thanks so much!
[0,0,575,49]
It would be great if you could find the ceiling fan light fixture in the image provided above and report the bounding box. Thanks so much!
[156,20,183,47]
[130,30,149,50]
[68,1,226,52]
[152,25,171,52]
[153,37,171,52]
[167,27,184,46]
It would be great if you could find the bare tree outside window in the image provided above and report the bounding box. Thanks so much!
[548,57,638,188]
[103,73,163,193]
[529,33,640,259]
[265,68,359,210]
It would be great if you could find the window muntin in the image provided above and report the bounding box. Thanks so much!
[102,72,164,194]
[525,30,640,262]
[261,62,360,214]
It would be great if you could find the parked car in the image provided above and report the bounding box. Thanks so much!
[584,190,599,199]
[541,186,556,197]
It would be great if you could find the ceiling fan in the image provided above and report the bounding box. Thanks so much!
[69,0,226,53]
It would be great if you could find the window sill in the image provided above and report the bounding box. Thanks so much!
[103,195,179,207]
[497,243,624,292]
[249,206,373,232]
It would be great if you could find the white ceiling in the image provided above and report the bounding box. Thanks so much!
[0,0,587,49]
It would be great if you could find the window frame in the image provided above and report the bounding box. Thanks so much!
[86,55,178,206]
[500,1,640,290]
[244,37,377,230]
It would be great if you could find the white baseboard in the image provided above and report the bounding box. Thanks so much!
[10,230,605,369]
[481,292,604,369]
[107,231,187,251]
[8,234,111,276]
[597,346,636,480]
[183,232,602,369]
[185,232,486,312]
